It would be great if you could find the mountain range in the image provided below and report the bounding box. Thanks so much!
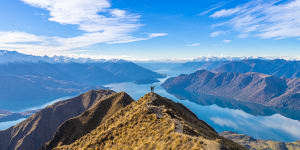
[0,50,110,64]
[0,50,163,110]
[175,59,300,78]
[162,70,300,111]
[0,110,38,122]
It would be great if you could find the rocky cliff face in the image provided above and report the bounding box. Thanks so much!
[162,70,300,110]
[220,131,300,150]
[52,93,245,150]
[0,89,115,150]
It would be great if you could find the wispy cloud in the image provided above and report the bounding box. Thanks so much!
[210,0,300,39]
[223,39,232,43]
[199,2,226,16]
[186,43,201,47]
[107,33,167,44]
[210,7,241,18]
[0,0,167,56]
[210,30,226,37]
[199,1,235,16]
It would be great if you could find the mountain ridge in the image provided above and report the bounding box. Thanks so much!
[162,70,300,110]
[175,59,300,78]
[41,92,134,150]
[0,50,128,64]
[52,92,245,150]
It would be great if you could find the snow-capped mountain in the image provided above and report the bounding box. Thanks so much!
[0,50,128,64]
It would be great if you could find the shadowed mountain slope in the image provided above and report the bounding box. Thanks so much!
[54,93,245,150]
[41,92,134,150]
[162,70,300,110]
[0,90,115,150]
[220,131,300,150]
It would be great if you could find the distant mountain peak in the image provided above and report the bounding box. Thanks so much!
[0,50,128,64]
[190,56,269,62]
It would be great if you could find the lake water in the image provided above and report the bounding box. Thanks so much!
[105,71,300,142]
[0,118,26,130]
[1,70,300,142]
[0,96,72,130]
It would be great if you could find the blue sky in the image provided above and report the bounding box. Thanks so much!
[0,0,300,60]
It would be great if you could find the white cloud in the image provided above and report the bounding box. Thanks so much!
[107,33,167,44]
[0,0,166,56]
[0,31,167,56]
[187,43,201,47]
[210,0,300,39]
[199,2,226,16]
[210,117,237,128]
[210,31,226,37]
[0,32,45,43]
[21,0,140,33]
[223,39,232,43]
[261,114,300,137]
[210,7,241,18]
[149,33,168,38]
[21,0,113,31]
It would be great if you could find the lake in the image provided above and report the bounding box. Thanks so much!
[104,71,300,142]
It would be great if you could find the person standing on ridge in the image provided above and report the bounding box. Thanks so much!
[151,86,155,93]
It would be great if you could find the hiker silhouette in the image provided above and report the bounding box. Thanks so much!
[151,86,155,93]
